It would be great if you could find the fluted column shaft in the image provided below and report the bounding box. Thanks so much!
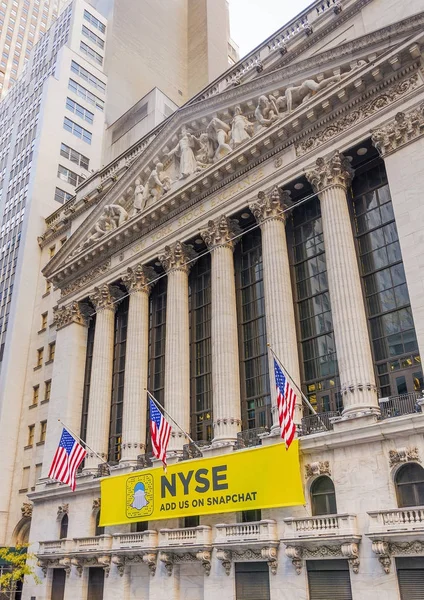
[84,284,116,470]
[159,242,196,453]
[250,188,302,429]
[120,265,154,464]
[307,152,378,416]
[202,216,242,443]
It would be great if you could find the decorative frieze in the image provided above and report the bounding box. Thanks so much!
[249,186,290,224]
[216,547,277,576]
[158,240,197,274]
[53,302,88,330]
[285,542,360,574]
[57,504,69,519]
[200,215,242,250]
[61,260,111,298]
[306,150,354,192]
[122,264,156,294]
[305,461,331,479]
[372,103,424,156]
[372,540,424,574]
[389,446,420,468]
[92,498,101,512]
[21,502,33,519]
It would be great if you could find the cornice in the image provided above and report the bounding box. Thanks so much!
[371,101,424,156]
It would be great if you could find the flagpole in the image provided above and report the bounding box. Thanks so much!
[145,389,204,456]
[57,418,109,465]
[267,344,329,431]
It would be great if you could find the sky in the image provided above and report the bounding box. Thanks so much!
[229,0,313,58]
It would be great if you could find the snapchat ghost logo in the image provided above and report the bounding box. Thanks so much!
[131,482,149,510]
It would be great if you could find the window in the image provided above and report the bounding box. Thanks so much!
[183,516,199,528]
[34,463,42,487]
[95,512,104,536]
[63,117,92,144]
[80,41,103,66]
[235,563,270,600]
[44,379,51,402]
[395,463,424,508]
[39,420,47,443]
[54,187,73,204]
[65,97,94,124]
[21,466,30,491]
[45,279,51,294]
[80,318,96,443]
[57,164,84,187]
[82,25,104,49]
[36,347,43,368]
[148,278,167,408]
[68,78,104,111]
[239,509,262,523]
[70,61,106,93]
[311,476,337,516]
[131,521,148,533]
[396,557,424,600]
[189,255,212,442]
[51,568,66,599]
[48,342,55,362]
[49,246,56,258]
[307,560,352,600]
[60,142,89,169]
[83,9,106,33]
[87,568,104,599]
[41,312,47,330]
[27,424,35,446]
[32,385,39,405]
[59,514,68,539]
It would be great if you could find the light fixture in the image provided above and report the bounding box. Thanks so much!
[346,155,353,162]
[294,183,304,190]
[241,212,250,219]
[356,147,368,156]
[154,261,161,267]
[195,238,203,245]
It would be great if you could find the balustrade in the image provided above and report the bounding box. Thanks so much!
[368,507,424,534]
[284,514,358,539]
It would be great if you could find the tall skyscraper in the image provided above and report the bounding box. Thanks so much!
[0,0,68,99]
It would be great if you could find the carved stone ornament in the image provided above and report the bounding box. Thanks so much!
[89,284,117,312]
[61,260,111,298]
[58,557,72,577]
[122,264,156,295]
[286,543,360,574]
[249,186,290,224]
[111,555,125,577]
[71,557,83,577]
[97,554,111,576]
[92,498,101,512]
[21,502,33,519]
[200,215,242,251]
[306,151,354,193]
[158,551,174,576]
[216,549,232,576]
[261,546,278,575]
[53,302,88,330]
[285,545,303,574]
[57,504,69,519]
[305,461,331,479]
[196,550,212,576]
[389,447,420,468]
[296,75,419,156]
[142,552,157,576]
[372,103,424,156]
[73,202,129,255]
[158,241,197,274]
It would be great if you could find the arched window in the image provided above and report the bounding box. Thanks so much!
[59,514,68,539]
[395,463,424,507]
[311,476,337,516]
[95,512,104,536]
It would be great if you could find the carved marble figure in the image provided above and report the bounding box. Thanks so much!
[167,126,201,179]
[196,133,214,167]
[143,162,172,204]
[255,95,279,127]
[207,117,232,162]
[285,74,342,112]
[134,179,145,212]
[231,105,253,147]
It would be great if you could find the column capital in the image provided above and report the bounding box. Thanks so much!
[200,215,242,251]
[249,186,290,224]
[158,241,197,274]
[372,105,424,156]
[89,283,118,312]
[53,301,89,330]
[306,151,354,193]
[122,264,156,295]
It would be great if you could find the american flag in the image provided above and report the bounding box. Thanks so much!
[48,428,86,491]
[149,397,171,467]
[274,359,297,449]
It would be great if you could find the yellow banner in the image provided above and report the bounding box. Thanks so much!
[100,441,304,526]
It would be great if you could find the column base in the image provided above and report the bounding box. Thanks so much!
[332,409,380,431]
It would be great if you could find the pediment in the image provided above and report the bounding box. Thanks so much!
[43,20,424,289]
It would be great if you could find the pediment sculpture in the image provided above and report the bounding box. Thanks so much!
[71,202,129,256]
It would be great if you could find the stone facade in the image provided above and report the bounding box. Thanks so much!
[4,1,424,599]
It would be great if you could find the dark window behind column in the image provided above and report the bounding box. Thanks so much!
[80,316,95,441]
[108,296,129,464]
[51,568,66,600]
[290,198,341,413]
[148,277,167,406]
[351,160,422,397]
[235,562,270,600]
[236,229,271,430]
[189,254,212,442]
[87,568,104,600]
[307,560,352,600]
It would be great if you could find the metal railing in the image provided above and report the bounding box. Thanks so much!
[379,392,422,419]
[136,453,153,470]
[182,441,210,460]
[235,427,269,449]
[300,411,339,435]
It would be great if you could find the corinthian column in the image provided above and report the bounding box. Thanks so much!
[120,265,155,465]
[159,241,196,454]
[249,188,302,429]
[306,151,379,417]
[84,284,117,471]
[201,216,242,444]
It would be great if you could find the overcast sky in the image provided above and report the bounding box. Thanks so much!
[229,0,313,58]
